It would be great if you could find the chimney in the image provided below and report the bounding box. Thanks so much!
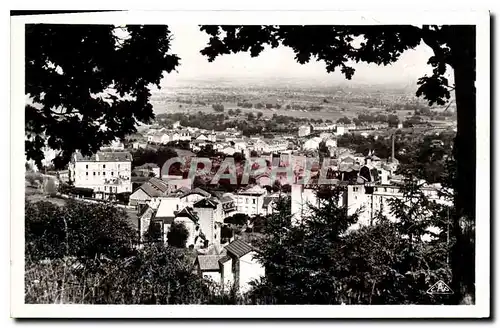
[391,133,395,163]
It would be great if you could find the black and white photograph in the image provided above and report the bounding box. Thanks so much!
[10,9,490,318]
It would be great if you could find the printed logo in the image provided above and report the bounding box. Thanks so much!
[427,280,453,295]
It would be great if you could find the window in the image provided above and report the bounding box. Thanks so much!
[384,187,387,192]
[93,172,96,176]
[103,164,106,169]
[98,172,100,176]
[86,164,88,169]
[103,172,106,176]
[111,172,114,176]
[245,198,249,204]
[86,172,88,176]
[104,186,107,191]
[252,199,256,204]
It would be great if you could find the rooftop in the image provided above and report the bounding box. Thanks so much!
[225,239,255,258]
[138,177,170,197]
[75,151,132,162]
[197,255,225,271]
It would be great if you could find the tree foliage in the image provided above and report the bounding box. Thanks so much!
[167,222,190,248]
[131,146,177,168]
[25,200,136,262]
[26,24,180,169]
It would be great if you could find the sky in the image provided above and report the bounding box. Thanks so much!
[159,25,453,88]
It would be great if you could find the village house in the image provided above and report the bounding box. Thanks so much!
[234,185,268,217]
[195,239,265,294]
[324,138,337,148]
[133,163,161,178]
[298,125,311,137]
[266,139,289,153]
[196,254,226,285]
[303,137,322,150]
[129,177,171,211]
[68,150,133,200]
[193,197,225,247]
[132,141,148,149]
[346,183,452,231]
[224,239,265,293]
[311,122,336,132]
[178,129,192,141]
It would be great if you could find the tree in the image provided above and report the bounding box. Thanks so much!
[257,111,264,119]
[387,114,400,127]
[25,200,136,262]
[212,103,225,112]
[167,222,189,248]
[26,24,180,169]
[224,213,250,226]
[337,117,351,125]
[200,25,475,304]
[247,113,255,121]
[248,190,359,304]
[132,146,177,168]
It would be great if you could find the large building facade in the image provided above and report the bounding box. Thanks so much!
[69,151,133,198]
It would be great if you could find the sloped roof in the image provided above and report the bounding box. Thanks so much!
[136,163,159,169]
[74,151,132,162]
[220,195,235,203]
[138,177,170,197]
[218,255,231,264]
[175,206,199,223]
[180,187,212,199]
[225,239,255,258]
[197,255,224,271]
[194,198,218,209]
[238,185,267,195]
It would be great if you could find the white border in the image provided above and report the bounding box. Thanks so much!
[10,10,490,318]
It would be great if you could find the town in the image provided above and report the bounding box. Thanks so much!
[21,20,479,308]
[26,101,456,295]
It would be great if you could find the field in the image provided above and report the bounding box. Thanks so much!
[150,80,455,123]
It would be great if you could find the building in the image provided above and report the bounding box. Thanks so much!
[129,177,170,210]
[173,206,204,248]
[224,239,265,293]
[266,139,289,153]
[172,121,181,129]
[195,239,265,294]
[298,125,311,137]
[133,163,161,178]
[311,122,336,132]
[346,183,452,230]
[234,185,268,216]
[303,137,322,150]
[325,138,337,148]
[69,150,132,199]
[195,254,226,284]
[178,187,212,210]
[193,197,225,247]
[178,129,191,141]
